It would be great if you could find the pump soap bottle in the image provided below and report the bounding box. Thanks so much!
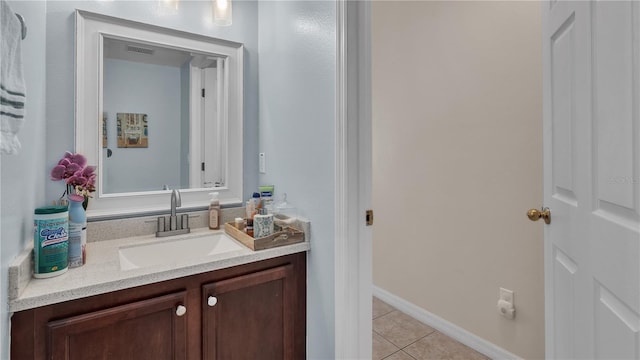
[209,192,221,230]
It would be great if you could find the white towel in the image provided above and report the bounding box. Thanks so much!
[0,0,26,155]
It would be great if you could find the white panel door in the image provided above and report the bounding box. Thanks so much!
[543,1,640,358]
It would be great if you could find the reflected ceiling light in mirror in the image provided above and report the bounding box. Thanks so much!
[213,0,232,26]
[158,0,179,14]
[295,17,319,34]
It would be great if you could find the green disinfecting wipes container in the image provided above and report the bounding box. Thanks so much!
[33,206,69,278]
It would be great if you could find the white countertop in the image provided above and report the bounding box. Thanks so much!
[9,227,310,313]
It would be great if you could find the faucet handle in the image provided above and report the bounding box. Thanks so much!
[181,214,189,230]
[157,216,166,232]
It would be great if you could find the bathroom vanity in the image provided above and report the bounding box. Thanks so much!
[10,8,310,359]
[9,227,309,359]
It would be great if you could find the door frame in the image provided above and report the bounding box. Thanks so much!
[334,0,373,358]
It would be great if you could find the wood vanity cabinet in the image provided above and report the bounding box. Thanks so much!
[46,291,188,359]
[11,252,306,360]
[202,264,296,359]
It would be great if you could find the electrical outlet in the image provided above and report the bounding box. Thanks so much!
[499,287,514,304]
[497,287,516,319]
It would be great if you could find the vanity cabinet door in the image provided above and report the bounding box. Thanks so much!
[202,265,299,360]
[47,291,188,360]
[11,253,306,360]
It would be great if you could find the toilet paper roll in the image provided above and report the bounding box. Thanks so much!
[497,299,515,319]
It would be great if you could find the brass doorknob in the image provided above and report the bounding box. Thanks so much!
[527,207,551,224]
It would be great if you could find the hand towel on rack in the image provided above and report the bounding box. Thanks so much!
[0,0,26,155]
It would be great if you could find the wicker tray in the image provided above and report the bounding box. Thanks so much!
[224,222,305,251]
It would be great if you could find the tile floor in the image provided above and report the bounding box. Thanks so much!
[373,297,490,360]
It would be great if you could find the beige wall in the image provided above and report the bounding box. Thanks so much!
[372,2,543,359]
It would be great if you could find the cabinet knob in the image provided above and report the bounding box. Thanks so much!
[176,305,187,316]
[207,296,218,307]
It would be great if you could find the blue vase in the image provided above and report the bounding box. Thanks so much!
[68,194,87,267]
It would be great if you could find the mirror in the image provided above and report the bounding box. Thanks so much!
[102,38,227,193]
[76,10,244,218]
[102,37,191,193]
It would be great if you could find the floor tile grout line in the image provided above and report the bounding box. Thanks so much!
[380,349,418,360]
[372,308,398,320]
[372,309,395,320]
[372,329,389,339]
[397,331,434,352]
[375,308,395,317]
[374,310,439,351]
[380,330,432,351]
[373,329,402,358]
[373,297,491,360]
[401,349,418,360]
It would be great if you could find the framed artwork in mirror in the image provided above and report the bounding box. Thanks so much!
[116,113,148,148]
[102,113,107,148]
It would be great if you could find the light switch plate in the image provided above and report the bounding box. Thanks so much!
[259,152,266,173]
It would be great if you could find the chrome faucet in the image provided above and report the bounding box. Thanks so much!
[156,189,190,237]
[170,189,181,230]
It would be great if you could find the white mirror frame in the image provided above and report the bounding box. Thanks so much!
[75,10,243,219]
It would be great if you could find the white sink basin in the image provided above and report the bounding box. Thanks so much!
[119,233,245,270]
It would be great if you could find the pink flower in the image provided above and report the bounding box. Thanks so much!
[65,163,82,177]
[64,151,87,168]
[66,174,88,187]
[50,154,91,180]
[50,165,66,181]
[81,166,96,177]
[50,151,97,199]
[57,158,71,167]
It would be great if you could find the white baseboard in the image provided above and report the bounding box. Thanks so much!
[373,286,522,360]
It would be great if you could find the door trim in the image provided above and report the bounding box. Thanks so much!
[335,0,372,358]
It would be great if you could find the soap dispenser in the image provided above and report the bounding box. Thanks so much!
[209,192,221,230]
